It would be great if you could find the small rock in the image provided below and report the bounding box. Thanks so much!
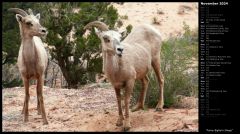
[32,125,36,128]
[50,106,57,111]
[104,110,110,114]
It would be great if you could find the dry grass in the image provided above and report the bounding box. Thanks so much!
[152,17,161,25]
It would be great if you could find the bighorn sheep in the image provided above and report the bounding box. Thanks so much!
[9,8,48,124]
[84,21,164,131]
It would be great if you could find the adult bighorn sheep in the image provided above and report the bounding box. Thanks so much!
[84,21,164,131]
[8,8,48,124]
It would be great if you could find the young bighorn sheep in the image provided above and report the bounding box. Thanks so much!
[84,21,164,131]
[9,8,48,124]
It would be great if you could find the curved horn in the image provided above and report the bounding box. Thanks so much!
[84,21,109,31]
[8,8,28,16]
[28,8,33,15]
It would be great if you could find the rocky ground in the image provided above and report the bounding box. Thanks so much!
[2,83,198,132]
[112,2,198,40]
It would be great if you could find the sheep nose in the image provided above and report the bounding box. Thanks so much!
[41,28,47,33]
[117,48,123,52]
[42,29,46,33]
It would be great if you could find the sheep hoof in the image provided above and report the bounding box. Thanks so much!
[116,118,123,126]
[43,120,48,125]
[123,119,131,131]
[155,107,164,112]
[37,111,42,115]
[131,104,144,112]
[123,126,131,132]
[116,122,123,126]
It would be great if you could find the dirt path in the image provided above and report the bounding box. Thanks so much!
[2,83,198,132]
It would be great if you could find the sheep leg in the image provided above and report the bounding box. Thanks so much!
[115,88,124,126]
[152,57,164,111]
[37,97,41,115]
[21,99,25,114]
[23,78,30,122]
[132,76,149,112]
[123,80,135,131]
[102,48,106,73]
[37,76,48,125]
[37,79,41,115]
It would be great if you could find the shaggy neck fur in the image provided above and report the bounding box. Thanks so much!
[22,38,38,78]
[18,22,24,39]
[19,23,38,78]
[104,51,123,82]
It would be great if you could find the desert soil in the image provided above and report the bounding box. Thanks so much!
[113,2,198,40]
[2,83,198,132]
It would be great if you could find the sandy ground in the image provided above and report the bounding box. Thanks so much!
[2,83,198,132]
[112,2,198,40]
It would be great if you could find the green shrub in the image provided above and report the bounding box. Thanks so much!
[126,24,133,33]
[2,78,23,88]
[2,64,23,88]
[132,23,198,108]
[120,15,128,20]
[41,2,119,88]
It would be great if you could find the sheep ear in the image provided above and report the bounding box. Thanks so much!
[94,27,101,37]
[35,13,40,20]
[16,14,23,22]
[120,30,126,37]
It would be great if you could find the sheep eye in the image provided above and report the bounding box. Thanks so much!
[26,22,33,26]
[103,37,110,43]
